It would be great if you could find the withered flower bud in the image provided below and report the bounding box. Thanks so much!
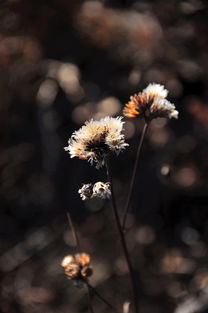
[61,252,93,286]
[78,183,93,200]
[75,253,91,267]
[78,182,111,200]
[64,263,80,279]
[61,255,75,268]
[92,182,111,199]
[81,265,93,278]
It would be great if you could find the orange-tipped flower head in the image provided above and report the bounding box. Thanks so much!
[123,83,178,121]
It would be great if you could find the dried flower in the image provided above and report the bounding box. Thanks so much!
[61,252,93,286]
[123,83,178,121]
[64,263,80,279]
[78,182,111,200]
[75,253,91,267]
[81,265,93,278]
[61,255,75,267]
[78,183,93,200]
[93,182,111,199]
[143,83,168,100]
[150,97,178,119]
[64,116,128,168]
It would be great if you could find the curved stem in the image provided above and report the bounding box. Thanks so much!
[105,158,138,313]
[122,122,148,230]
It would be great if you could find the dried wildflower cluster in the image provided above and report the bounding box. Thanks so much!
[63,83,179,306]
[61,253,92,287]
[78,182,111,200]
[123,83,178,121]
[64,116,128,168]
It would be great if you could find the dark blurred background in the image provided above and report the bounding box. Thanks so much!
[1,0,208,312]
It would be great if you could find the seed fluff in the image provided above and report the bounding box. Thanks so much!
[65,116,128,168]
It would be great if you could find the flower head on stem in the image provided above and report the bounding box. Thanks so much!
[64,116,128,168]
[63,212,117,311]
[61,252,93,287]
[122,83,179,230]
[123,83,178,121]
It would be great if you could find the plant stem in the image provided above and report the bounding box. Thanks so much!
[66,212,81,252]
[87,283,95,313]
[122,122,148,230]
[105,158,138,313]
[87,282,118,312]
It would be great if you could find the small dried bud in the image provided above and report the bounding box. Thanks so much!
[75,253,91,267]
[65,263,80,279]
[81,265,93,278]
[78,182,111,200]
[61,252,93,285]
[61,255,75,268]
[92,182,111,199]
[78,183,93,200]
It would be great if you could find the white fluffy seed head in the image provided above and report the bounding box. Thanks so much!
[65,116,128,168]
[124,83,178,121]
[150,97,179,119]
[143,83,168,100]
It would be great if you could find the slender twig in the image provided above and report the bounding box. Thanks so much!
[87,282,118,312]
[105,157,138,313]
[87,283,95,313]
[122,122,148,230]
[66,212,81,252]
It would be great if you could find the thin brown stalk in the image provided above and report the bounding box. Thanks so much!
[66,212,81,252]
[87,282,118,312]
[105,158,138,313]
[122,122,148,230]
[87,283,95,313]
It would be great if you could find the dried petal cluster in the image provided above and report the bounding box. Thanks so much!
[123,83,178,121]
[78,182,111,200]
[64,117,128,168]
[61,253,92,287]
[78,183,93,200]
